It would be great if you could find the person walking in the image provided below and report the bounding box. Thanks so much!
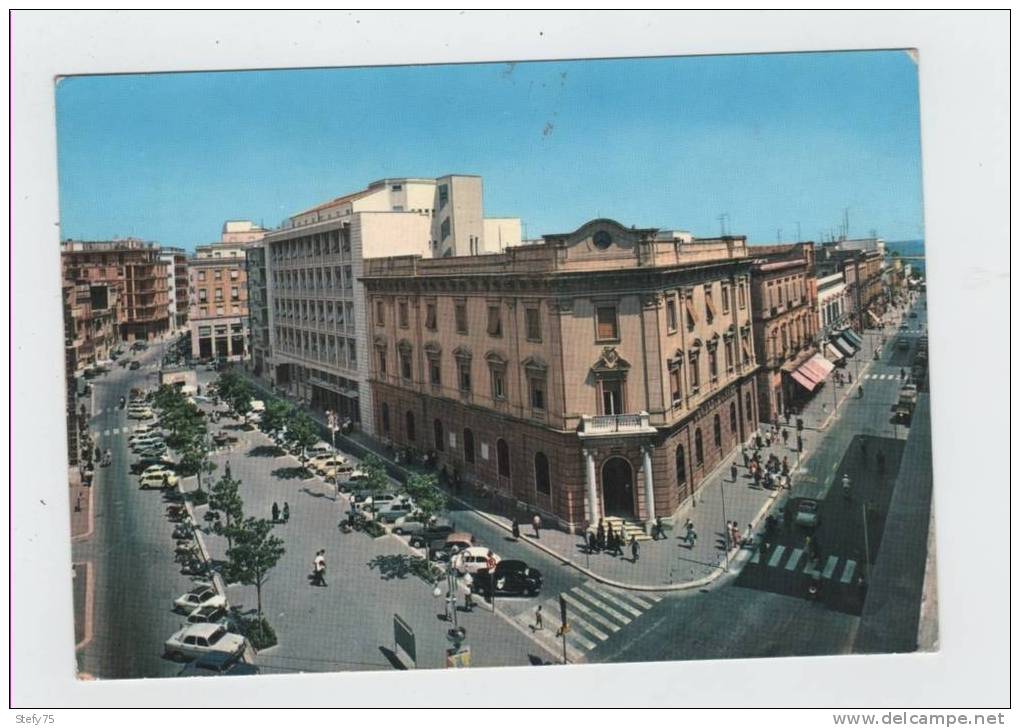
[730,462,738,483]
[742,444,750,469]
[630,535,640,562]
[606,522,616,555]
[587,530,598,554]
[316,550,327,587]
[744,523,753,546]
[596,520,606,552]
[511,517,521,540]
[283,502,290,522]
[782,456,790,477]
[755,431,763,450]
[653,516,666,541]
[272,502,280,523]
[781,427,789,446]
[684,518,694,545]
[842,473,851,499]
[224,461,232,479]
[533,605,544,631]
[532,513,542,539]
[797,434,804,453]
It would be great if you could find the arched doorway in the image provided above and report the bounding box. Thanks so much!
[600,457,634,518]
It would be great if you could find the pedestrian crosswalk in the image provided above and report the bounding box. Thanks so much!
[748,546,858,584]
[511,580,662,662]
[862,373,904,381]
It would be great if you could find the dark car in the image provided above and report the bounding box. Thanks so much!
[408,519,456,547]
[177,651,260,678]
[472,560,543,597]
[908,312,918,319]
[130,456,175,475]
[213,431,238,446]
[186,604,230,625]
[129,360,142,370]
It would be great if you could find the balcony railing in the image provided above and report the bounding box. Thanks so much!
[578,411,657,437]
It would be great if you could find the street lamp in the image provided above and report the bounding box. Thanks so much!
[325,409,339,501]
[433,566,459,629]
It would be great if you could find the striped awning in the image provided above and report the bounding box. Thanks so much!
[789,369,820,392]
[801,354,835,382]
[824,343,846,362]
[842,328,864,348]
[832,336,856,357]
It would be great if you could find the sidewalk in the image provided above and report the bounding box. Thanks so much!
[69,466,92,540]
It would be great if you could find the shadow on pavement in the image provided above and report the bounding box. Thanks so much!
[249,445,286,458]
[272,466,313,480]
[378,646,408,670]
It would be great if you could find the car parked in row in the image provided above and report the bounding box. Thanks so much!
[174,586,225,612]
[140,470,178,489]
[176,650,260,678]
[472,560,543,597]
[398,517,455,541]
[164,623,246,662]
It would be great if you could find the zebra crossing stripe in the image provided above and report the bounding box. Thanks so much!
[784,547,803,571]
[563,627,597,652]
[821,555,839,580]
[768,545,786,568]
[560,610,610,642]
[804,561,821,578]
[840,560,857,584]
[607,588,655,610]
[560,592,623,632]
[587,586,642,618]
[102,429,110,436]
[749,550,760,564]
[568,588,632,625]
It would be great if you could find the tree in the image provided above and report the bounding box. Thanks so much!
[209,473,244,551]
[358,453,391,519]
[285,412,320,464]
[404,471,447,525]
[226,517,285,625]
[216,369,254,419]
[261,398,293,437]
[179,431,216,494]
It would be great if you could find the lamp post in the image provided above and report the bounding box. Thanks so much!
[433,566,459,629]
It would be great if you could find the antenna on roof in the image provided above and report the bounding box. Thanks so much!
[717,213,729,236]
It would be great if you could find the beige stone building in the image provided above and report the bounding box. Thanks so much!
[362,219,760,532]
[262,175,518,433]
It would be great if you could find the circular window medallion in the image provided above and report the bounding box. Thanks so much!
[593,230,612,250]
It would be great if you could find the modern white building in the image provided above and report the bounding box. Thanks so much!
[261,175,520,435]
[816,270,853,362]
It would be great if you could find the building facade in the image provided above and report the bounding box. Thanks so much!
[748,243,825,422]
[160,246,189,331]
[362,219,760,532]
[63,283,79,467]
[60,239,170,342]
[188,242,250,360]
[262,175,517,434]
[246,241,271,378]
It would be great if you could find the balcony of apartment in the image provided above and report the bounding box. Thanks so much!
[578,411,658,439]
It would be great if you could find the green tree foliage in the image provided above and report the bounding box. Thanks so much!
[404,471,447,525]
[261,398,294,436]
[357,453,391,518]
[179,432,216,492]
[226,517,285,622]
[284,412,320,462]
[209,473,245,551]
[216,369,255,418]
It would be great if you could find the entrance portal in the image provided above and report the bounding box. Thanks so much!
[600,457,635,518]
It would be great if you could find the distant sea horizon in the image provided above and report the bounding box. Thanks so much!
[885,239,925,274]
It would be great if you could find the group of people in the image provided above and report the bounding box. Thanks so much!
[271,501,290,523]
[586,519,641,561]
[726,521,753,551]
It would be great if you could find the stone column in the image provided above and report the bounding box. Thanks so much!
[642,444,656,535]
[583,448,599,526]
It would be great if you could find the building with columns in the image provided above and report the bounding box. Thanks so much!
[748,243,826,422]
[361,218,760,533]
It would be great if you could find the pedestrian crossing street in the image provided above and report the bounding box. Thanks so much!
[511,580,662,662]
[746,544,858,584]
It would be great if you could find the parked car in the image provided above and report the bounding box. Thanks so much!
[186,604,229,625]
[374,499,417,524]
[174,586,225,612]
[164,623,245,662]
[213,431,238,446]
[128,408,155,420]
[472,559,543,596]
[131,341,148,351]
[429,532,476,561]
[140,470,178,489]
[130,435,164,450]
[310,455,348,474]
[131,456,175,475]
[794,498,821,529]
[451,546,501,575]
[307,442,333,458]
[136,444,168,459]
[129,361,142,370]
[177,651,260,678]
[400,517,455,541]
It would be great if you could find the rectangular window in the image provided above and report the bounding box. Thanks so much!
[491,369,504,400]
[400,351,412,380]
[705,286,716,322]
[214,270,222,280]
[348,339,356,367]
[198,271,206,282]
[725,339,735,371]
[689,352,701,390]
[669,362,682,403]
[458,361,472,392]
[778,283,785,305]
[455,303,468,334]
[530,377,546,411]
[487,305,502,337]
[666,298,678,332]
[214,289,223,301]
[343,266,352,289]
[231,286,239,300]
[438,184,449,208]
[375,300,385,326]
[738,282,747,309]
[199,289,207,301]
[596,305,618,341]
[425,303,437,330]
[391,184,403,192]
[721,285,731,314]
[399,301,409,328]
[429,359,442,387]
[378,349,387,376]
[440,218,451,240]
[525,307,541,342]
[708,348,718,381]
[230,270,239,279]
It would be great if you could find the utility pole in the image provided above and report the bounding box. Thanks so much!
[861,501,871,581]
[717,213,729,237]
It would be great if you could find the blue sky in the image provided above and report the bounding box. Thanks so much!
[56,50,924,250]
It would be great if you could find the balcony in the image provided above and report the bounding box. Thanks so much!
[578,411,657,439]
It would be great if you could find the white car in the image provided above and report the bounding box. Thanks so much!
[142,463,174,477]
[131,436,164,451]
[451,547,501,575]
[140,471,178,489]
[308,454,345,472]
[129,408,155,420]
[164,623,246,661]
[174,585,226,612]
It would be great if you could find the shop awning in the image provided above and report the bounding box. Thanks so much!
[842,328,864,348]
[839,331,860,352]
[789,369,820,392]
[867,309,882,327]
[832,336,856,357]
[801,354,835,382]
[824,343,846,362]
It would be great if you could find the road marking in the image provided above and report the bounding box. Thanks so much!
[840,560,858,584]
[804,561,821,578]
[784,547,803,571]
[749,550,760,564]
[607,588,655,610]
[767,545,786,567]
[821,555,839,580]
[102,429,110,436]
[567,588,632,625]
[560,610,610,642]
[586,585,642,617]
[560,592,624,631]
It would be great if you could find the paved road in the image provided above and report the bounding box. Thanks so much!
[74,338,203,679]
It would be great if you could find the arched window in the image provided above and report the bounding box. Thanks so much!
[497,438,510,478]
[433,419,444,452]
[729,401,738,433]
[695,428,704,465]
[380,402,390,434]
[745,392,753,422]
[675,445,687,487]
[713,414,722,447]
[463,428,475,464]
[405,410,416,442]
[534,452,551,495]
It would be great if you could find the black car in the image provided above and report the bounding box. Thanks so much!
[408,520,456,547]
[472,560,543,596]
[129,360,141,370]
[177,651,260,678]
[130,457,176,475]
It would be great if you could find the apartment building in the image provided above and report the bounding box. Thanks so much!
[262,175,518,434]
[188,242,250,360]
[748,243,826,422]
[361,218,760,532]
[246,241,270,378]
[160,246,189,331]
[60,239,170,341]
